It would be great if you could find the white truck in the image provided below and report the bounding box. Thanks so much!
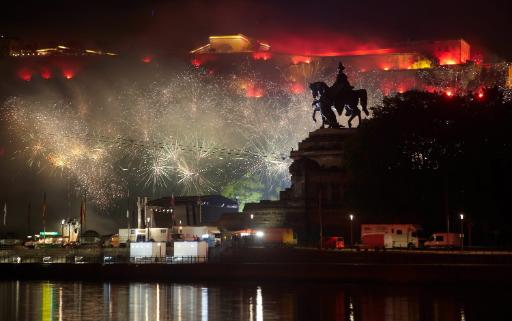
[360,224,421,249]
[424,232,462,248]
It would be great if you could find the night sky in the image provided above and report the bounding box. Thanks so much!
[1,0,511,59]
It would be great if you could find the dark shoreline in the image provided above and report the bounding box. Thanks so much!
[3,248,512,284]
[2,261,512,284]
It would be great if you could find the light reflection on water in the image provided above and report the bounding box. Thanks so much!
[0,281,505,321]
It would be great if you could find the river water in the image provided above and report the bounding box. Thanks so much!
[0,281,505,321]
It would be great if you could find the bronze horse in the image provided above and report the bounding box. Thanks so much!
[309,81,369,128]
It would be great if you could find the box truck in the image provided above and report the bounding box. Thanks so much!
[360,224,421,249]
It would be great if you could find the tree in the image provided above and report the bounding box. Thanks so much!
[221,176,267,211]
[344,89,512,246]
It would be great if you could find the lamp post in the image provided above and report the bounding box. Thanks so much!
[120,167,131,230]
[61,219,65,244]
[146,217,151,242]
[459,213,464,250]
[349,214,354,247]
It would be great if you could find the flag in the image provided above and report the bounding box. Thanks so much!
[79,200,84,231]
[27,202,31,235]
[42,192,47,234]
[171,194,176,208]
[3,202,6,226]
[83,193,87,231]
[170,194,176,226]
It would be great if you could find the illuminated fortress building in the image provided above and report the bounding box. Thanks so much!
[190,34,511,101]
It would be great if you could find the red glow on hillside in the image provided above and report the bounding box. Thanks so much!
[263,32,391,57]
[252,52,272,60]
[291,56,311,64]
[18,69,32,81]
[63,69,75,79]
[290,82,304,94]
[437,51,460,65]
[312,48,396,57]
[246,86,264,98]
[142,56,152,63]
[423,86,436,93]
[440,58,457,65]
[40,68,52,80]
[472,52,484,65]
[243,82,264,98]
[191,58,202,68]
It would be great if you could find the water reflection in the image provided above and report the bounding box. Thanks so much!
[0,281,506,321]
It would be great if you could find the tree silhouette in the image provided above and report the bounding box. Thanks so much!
[344,88,512,246]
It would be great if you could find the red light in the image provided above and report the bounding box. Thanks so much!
[437,50,461,65]
[441,59,457,65]
[40,68,52,80]
[191,58,202,68]
[245,85,264,98]
[18,69,32,81]
[142,56,152,63]
[291,56,311,65]
[290,82,304,94]
[478,92,484,99]
[63,70,74,79]
[252,52,272,61]
[446,90,453,97]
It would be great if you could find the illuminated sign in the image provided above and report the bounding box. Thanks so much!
[39,232,59,236]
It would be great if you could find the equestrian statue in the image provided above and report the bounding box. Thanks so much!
[309,62,369,128]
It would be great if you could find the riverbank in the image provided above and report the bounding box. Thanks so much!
[2,247,512,284]
[2,261,512,284]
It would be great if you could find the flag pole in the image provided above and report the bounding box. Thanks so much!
[42,192,47,241]
[27,202,31,237]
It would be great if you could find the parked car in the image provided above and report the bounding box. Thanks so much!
[322,236,345,249]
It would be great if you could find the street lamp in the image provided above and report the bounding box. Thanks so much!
[349,214,354,247]
[146,217,151,242]
[459,213,464,250]
[61,219,66,244]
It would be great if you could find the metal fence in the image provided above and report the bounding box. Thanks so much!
[0,255,208,265]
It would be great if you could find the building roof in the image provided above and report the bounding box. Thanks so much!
[148,194,238,209]
[190,34,270,54]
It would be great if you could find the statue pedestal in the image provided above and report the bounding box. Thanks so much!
[220,128,356,245]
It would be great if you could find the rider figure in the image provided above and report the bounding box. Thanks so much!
[334,62,355,116]
[335,62,353,93]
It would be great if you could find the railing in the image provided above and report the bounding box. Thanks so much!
[0,255,209,265]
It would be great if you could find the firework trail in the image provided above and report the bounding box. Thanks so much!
[1,65,318,209]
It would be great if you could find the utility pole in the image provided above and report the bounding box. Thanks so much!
[198,196,202,225]
[27,202,31,236]
[137,197,142,229]
[460,213,464,250]
[42,192,47,241]
[318,189,323,250]
[349,214,354,247]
